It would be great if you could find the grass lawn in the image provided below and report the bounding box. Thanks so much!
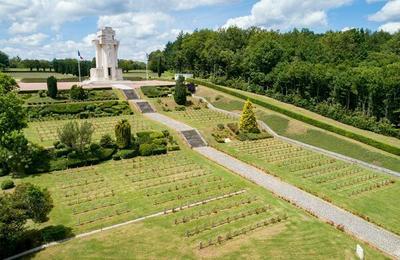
[3,148,388,259]
[201,84,400,149]
[0,109,391,259]
[24,115,157,147]
[146,96,400,235]
[195,86,400,172]
[4,71,75,81]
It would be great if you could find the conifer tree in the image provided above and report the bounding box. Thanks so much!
[239,99,260,133]
[115,119,131,148]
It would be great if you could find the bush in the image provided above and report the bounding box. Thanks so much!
[1,179,14,190]
[167,144,180,151]
[174,76,187,105]
[38,90,47,97]
[139,143,167,156]
[97,148,116,160]
[46,76,58,98]
[115,119,132,149]
[116,149,138,159]
[100,134,115,148]
[70,85,88,100]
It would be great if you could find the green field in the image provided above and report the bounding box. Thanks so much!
[195,86,400,172]
[4,71,75,80]
[147,96,400,235]
[3,147,387,259]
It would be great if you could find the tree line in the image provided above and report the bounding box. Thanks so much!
[150,27,400,137]
[0,51,146,75]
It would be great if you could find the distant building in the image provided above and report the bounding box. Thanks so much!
[174,73,193,80]
[90,27,123,81]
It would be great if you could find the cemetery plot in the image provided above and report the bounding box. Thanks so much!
[229,139,396,197]
[25,115,154,146]
[24,149,294,242]
[167,108,237,127]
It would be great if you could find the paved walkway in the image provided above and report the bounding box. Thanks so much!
[144,110,400,258]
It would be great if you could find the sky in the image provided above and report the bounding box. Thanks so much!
[0,0,399,62]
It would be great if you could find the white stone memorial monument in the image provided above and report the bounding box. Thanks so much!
[90,27,123,81]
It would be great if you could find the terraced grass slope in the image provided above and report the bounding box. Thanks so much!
[190,79,400,156]
[148,97,400,235]
[196,86,400,172]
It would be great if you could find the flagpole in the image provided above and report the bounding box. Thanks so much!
[78,57,81,83]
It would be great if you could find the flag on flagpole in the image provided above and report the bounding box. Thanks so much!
[78,50,83,60]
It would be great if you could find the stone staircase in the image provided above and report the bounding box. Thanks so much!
[136,101,155,113]
[181,130,207,148]
[122,89,139,100]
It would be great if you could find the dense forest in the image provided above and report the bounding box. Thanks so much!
[150,27,400,138]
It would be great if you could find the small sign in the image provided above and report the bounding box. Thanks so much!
[356,244,364,260]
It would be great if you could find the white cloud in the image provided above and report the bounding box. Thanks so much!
[369,0,400,22]
[1,33,48,46]
[223,0,352,30]
[97,12,181,60]
[341,26,355,32]
[9,21,38,34]
[378,22,400,34]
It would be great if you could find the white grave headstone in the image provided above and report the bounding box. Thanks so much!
[356,244,364,260]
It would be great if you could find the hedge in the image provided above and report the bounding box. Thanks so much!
[189,78,400,156]
[20,77,89,83]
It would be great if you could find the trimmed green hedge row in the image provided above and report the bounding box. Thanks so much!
[20,77,89,83]
[189,78,400,156]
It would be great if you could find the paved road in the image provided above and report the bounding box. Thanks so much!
[145,110,400,258]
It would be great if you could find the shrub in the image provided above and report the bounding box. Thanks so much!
[115,119,132,149]
[47,76,58,98]
[57,121,94,152]
[174,76,187,105]
[70,85,87,100]
[139,143,167,156]
[116,149,138,159]
[97,148,116,160]
[100,134,115,148]
[149,131,164,139]
[217,124,225,130]
[38,90,47,97]
[162,130,170,137]
[240,99,260,133]
[187,83,196,93]
[168,144,180,151]
[1,179,15,190]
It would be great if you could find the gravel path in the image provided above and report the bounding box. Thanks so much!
[145,110,400,258]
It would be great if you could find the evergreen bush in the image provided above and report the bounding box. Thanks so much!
[115,119,132,149]
[1,179,14,190]
[174,76,187,105]
[46,76,58,98]
[239,99,260,133]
